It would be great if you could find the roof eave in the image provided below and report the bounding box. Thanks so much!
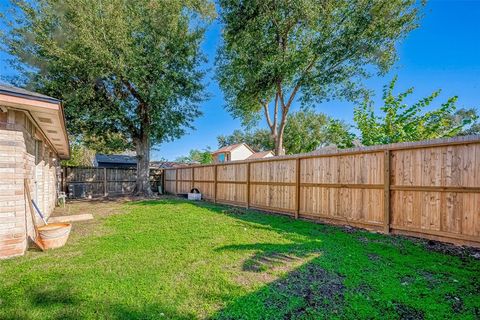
[0,92,70,159]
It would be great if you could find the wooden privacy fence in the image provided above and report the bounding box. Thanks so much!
[63,167,137,198]
[63,167,165,198]
[164,136,480,247]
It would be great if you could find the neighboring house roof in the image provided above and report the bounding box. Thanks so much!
[310,145,338,154]
[212,143,255,154]
[0,84,60,104]
[149,161,189,169]
[247,150,274,159]
[95,154,137,165]
[0,84,70,159]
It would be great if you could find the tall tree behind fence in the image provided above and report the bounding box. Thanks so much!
[164,136,480,247]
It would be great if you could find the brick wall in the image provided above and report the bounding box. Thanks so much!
[0,109,59,259]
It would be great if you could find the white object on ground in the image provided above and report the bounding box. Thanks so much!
[188,193,202,201]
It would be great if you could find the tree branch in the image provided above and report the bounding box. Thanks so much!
[276,80,286,109]
[93,80,139,137]
[284,54,318,110]
[261,99,273,131]
[273,92,279,135]
[121,79,150,139]
[122,79,147,106]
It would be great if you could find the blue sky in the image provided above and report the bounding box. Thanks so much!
[1,0,479,160]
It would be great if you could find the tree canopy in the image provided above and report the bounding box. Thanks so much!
[217,110,354,154]
[216,0,424,155]
[217,129,274,152]
[176,148,213,164]
[354,77,478,146]
[2,0,215,194]
[448,108,480,136]
[60,140,95,167]
[283,110,354,154]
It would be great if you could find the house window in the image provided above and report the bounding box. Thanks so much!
[218,153,225,163]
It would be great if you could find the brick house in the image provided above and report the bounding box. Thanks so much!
[0,84,70,259]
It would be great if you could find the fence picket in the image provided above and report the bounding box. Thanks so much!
[164,136,480,247]
[63,166,159,198]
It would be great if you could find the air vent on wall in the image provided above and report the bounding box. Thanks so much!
[38,117,53,124]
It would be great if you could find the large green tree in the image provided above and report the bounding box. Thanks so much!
[283,110,354,154]
[217,129,274,152]
[216,0,424,155]
[217,110,354,154]
[2,0,215,195]
[60,141,95,167]
[354,77,478,145]
[449,108,480,136]
[176,148,213,164]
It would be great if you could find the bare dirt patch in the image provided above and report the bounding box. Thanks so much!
[243,252,298,272]
[352,283,373,295]
[393,302,425,320]
[355,233,480,260]
[419,270,442,289]
[367,253,381,262]
[235,252,321,287]
[265,264,345,318]
[48,197,151,241]
[222,207,249,215]
[422,239,480,260]
[56,199,124,238]
[52,197,131,218]
[445,293,464,314]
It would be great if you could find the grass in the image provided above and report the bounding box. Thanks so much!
[0,198,479,319]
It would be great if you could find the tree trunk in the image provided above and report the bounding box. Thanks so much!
[275,129,285,156]
[134,133,153,196]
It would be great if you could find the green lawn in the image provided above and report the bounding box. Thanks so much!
[0,198,479,319]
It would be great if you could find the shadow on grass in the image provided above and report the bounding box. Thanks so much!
[46,197,477,319]
[217,242,322,272]
[0,280,194,320]
[131,198,480,319]
[133,198,480,258]
[211,262,346,320]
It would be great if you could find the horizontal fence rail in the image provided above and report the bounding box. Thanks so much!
[164,135,480,247]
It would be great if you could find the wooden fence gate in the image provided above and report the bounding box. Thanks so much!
[62,166,163,198]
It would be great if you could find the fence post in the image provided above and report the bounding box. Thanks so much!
[192,167,195,192]
[214,165,217,203]
[295,158,301,219]
[175,168,179,195]
[161,169,165,195]
[246,162,250,209]
[103,167,107,197]
[384,150,391,234]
